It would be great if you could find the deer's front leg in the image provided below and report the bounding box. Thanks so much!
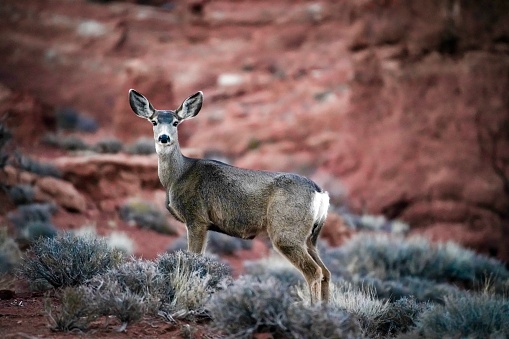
[187,224,208,254]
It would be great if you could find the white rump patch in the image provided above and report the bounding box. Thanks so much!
[312,191,330,223]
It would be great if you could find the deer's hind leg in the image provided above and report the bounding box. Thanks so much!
[267,198,323,304]
[307,237,330,303]
[272,238,323,304]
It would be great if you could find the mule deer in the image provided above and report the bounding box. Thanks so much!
[128,89,331,303]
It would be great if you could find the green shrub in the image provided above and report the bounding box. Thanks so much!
[408,293,509,339]
[207,277,361,339]
[19,232,124,288]
[119,198,178,235]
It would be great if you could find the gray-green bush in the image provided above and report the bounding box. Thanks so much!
[14,153,61,177]
[0,122,12,169]
[168,232,252,256]
[406,293,509,339]
[45,286,96,332]
[6,184,34,205]
[322,233,509,294]
[207,277,361,339]
[42,134,90,151]
[94,138,123,154]
[19,232,124,288]
[119,199,178,235]
[76,251,232,326]
[125,137,155,155]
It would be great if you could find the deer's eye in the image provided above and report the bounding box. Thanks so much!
[172,121,179,127]
[152,121,157,126]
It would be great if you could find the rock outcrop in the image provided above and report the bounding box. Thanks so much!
[0,0,507,261]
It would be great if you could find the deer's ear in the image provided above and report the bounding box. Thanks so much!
[176,91,203,120]
[129,89,156,119]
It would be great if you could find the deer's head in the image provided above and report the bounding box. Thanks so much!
[129,89,203,153]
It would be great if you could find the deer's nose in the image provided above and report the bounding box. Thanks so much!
[158,134,170,144]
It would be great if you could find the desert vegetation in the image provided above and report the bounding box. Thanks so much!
[8,230,508,338]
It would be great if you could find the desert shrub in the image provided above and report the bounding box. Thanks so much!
[352,275,464,303]
[19,232,124,288]
[45,286,96,332]
[379,297,429,337]
[341,212,410,235]
[85,259,161,323]
[8,203,56,228]
[94,138,123,154]
[74,226,135,256]
[0,122,12,169]
[207,232,252,255]
[156,251,232,319]
[297,280,429,338]
[5,184,34,205]
[8,203,58,244]
[55,107,98,133]
[166,235,188,252]
[19,221,58,243]
[14,153,61,178]
[0,227,21,289]
[105,231,135,255]
[244,251,304,287]
[322,233,509,293]
[207,277,361,339]
[81,253,231,325]
[168,233,252,256]
[407,292,509,339]
[42,133,90,151]
[86,280,147,326]
[125,137,155,155]
[119,198,178,235]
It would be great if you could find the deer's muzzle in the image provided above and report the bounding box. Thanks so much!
[158,134,170,144]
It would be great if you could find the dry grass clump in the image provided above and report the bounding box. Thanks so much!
[156,251,232,319]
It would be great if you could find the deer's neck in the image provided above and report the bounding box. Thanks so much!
[157,144,192,188]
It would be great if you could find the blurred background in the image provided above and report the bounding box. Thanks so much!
[0,0,508,265]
